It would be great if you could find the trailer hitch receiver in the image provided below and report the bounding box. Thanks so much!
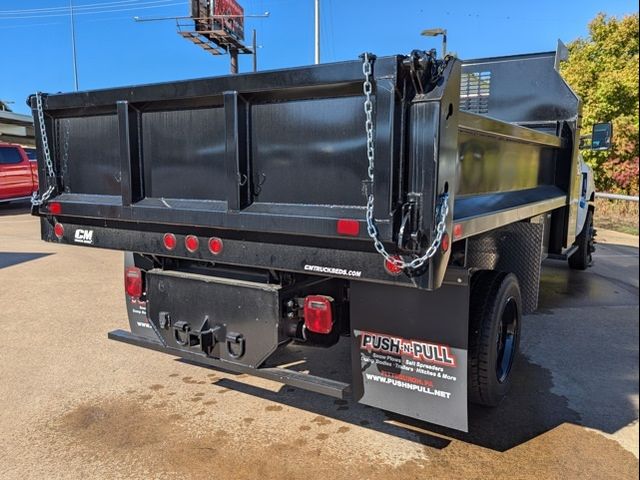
[171,316,221,356]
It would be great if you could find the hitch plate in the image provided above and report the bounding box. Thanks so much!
[146,270,283,368]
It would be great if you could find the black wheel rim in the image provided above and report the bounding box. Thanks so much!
[496,297,518,383]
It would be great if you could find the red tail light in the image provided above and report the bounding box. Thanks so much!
[441,233,450,252]
[336,219,360,237]
[125,266,143,298]
[208,237,223,255]
[163,233,177,250]
[453,223,463,240]
[53,223,64,239]
[304,296,334,334]
[384,256,404,276]
[48,202,62,215]
[185,235,199,253]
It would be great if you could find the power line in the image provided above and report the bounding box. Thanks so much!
[0,0,186,20]
[0,0,172,15]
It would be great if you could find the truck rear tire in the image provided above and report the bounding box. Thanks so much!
[468,270,522,407]
[568,209,595,270]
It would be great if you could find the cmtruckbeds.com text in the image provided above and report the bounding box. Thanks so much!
[304,264,362,278]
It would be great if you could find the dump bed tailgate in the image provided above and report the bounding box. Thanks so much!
[31,55,462,289]
[32,58,405,238]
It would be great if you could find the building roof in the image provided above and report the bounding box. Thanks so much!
[0,110,34,146]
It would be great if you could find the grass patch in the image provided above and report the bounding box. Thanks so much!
[594,197,639,235]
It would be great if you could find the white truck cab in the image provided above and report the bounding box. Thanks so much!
[576,154,596,237]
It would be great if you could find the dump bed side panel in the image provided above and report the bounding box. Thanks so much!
[460,51,581,247]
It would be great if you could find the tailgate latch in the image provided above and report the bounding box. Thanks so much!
[398,193,423,252]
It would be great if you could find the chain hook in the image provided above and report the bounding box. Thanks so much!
[360,53,449,274]
[31,92,57,207]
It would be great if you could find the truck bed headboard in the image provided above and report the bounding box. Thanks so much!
[461,42,579,126]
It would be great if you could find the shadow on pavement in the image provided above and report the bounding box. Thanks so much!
[390,353,581,451]
[204,344,581,452]
[539,256,638,311]
[0,252,52,269]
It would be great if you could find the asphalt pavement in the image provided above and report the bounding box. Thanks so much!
[0,201,638,479]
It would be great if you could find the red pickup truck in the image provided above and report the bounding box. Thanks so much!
[0,143,39,203]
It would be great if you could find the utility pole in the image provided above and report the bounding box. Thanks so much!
[69,0,79,91]
[314,0,320,64]
[230,50,239,74]
[252,29,257,72]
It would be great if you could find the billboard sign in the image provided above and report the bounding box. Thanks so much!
[214,0,245,41]
[190,0,208,21]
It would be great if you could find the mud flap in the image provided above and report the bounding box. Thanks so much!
[350,272,470,431]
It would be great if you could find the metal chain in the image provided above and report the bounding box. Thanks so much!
[362,52,449,271]
[31,92,56,207]
[62,119,70,191]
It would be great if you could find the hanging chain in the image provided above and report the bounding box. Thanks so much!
[362,52,449,271]
[31,92,56,207]
[62,118,70,191]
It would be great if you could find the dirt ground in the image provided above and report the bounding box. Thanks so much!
[1,202,638,480]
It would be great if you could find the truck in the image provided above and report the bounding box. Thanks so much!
[0,143,39,204]
[29,42,606,431]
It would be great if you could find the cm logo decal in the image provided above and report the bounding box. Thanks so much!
[74,229,94,245]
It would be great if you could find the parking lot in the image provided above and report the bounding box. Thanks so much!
[1,202,638,479]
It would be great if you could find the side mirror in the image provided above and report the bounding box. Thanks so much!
[591,122,613,151]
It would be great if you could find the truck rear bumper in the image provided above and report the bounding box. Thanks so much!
[108,328,351,399]
[41,217,439,289]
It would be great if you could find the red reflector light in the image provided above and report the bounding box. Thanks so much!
[441,233,450,252]
[208,237,223,255]
[49,202,62,215]
[384,256,404,276]
[163,233,177,250]
[336,219,360,237]
[453,223,463,240]
[53,223,64,239]
[124,266,143,298]
[185,235,199,253]
[304,296,334,334]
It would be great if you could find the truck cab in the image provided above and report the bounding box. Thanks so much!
[0,143,38,203]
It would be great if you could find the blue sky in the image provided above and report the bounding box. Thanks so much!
[1,0,637,114]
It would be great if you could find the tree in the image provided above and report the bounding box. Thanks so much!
[561,13,639,195]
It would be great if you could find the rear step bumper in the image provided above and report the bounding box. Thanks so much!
[42,218,436,289]
[108,329,351,399]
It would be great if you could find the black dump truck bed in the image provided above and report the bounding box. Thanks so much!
[29,47,588,432]
[29,49,581,290]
